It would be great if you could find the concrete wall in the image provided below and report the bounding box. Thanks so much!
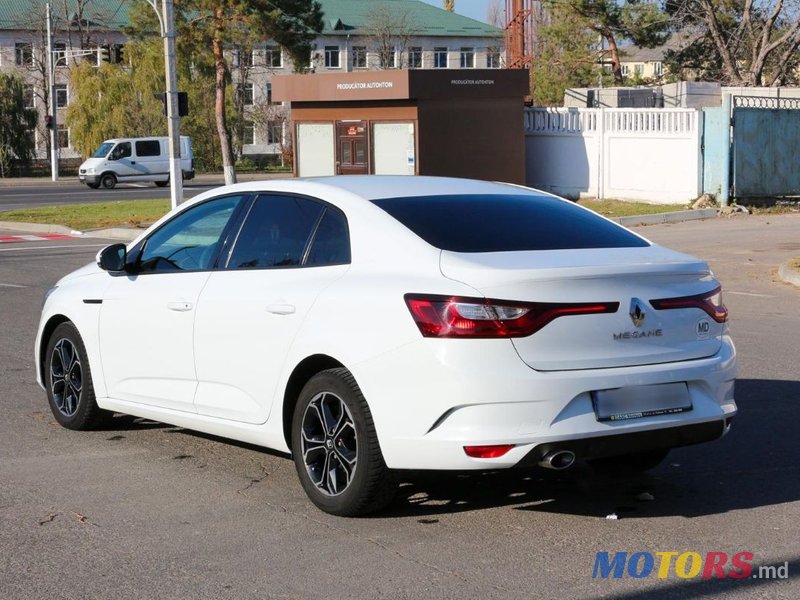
[525,107,703,204]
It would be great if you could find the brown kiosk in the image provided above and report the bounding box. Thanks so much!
[272,69,529,184]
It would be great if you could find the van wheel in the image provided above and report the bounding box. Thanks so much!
[99,173,117,189]
[155,180,169,187]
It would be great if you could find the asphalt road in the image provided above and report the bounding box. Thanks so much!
[1,214,799,599]
[0,182,219,211]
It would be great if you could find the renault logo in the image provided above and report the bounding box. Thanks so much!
[629,298,647,328]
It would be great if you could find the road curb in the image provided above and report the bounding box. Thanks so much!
[0,220,141,242]
[778,261,800,288]
[611,208,719,227]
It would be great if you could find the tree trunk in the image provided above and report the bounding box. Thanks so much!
[605,33,624,86]
[213,8,236,185]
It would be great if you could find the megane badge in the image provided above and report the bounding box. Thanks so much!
[629,298,647,328]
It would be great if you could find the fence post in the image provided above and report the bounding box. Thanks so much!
[720,94,732,206]
[597,108,605,200]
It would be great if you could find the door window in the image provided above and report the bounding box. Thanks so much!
[138,196,243,273]
[135,140,161,156]
[110,142,131,160]
[306,208,350,266]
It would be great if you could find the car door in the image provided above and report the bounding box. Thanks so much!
[98,194,246,411]
[133,139,167,181]
[193,194,351,424]
[108,141,139,181]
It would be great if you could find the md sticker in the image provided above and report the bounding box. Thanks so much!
[696,319,711,339]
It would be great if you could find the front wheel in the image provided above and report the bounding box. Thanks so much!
[291,368,395,516]
[86,182,100,189]
[44,322,110,430]
[99,173,116,189]
[155,180,169,187]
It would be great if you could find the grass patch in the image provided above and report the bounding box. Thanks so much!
[578,199,688,218]
[0,200,170,231]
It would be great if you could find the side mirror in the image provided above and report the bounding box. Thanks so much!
[96,243,127,272]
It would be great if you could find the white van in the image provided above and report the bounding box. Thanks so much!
[79,136,195,189]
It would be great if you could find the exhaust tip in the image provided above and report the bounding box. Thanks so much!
[538,450,576,470]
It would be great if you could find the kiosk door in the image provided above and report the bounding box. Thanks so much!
[336,121,369,175]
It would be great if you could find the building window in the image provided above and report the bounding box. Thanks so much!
[267,121,282,145]
[634,64,643,77]
[265,45,282,68]
[15,43,33,67]
[57,126,69,149]
[487,48,501,69]
[238,83,254,106]
[324,45,340,68]
[408,46,422,69]
[460,47,475,69]
[654,61,663,77]
[621,64,629,77]
[54,42,67,67]
[55,84,68,108]
[379,48,397,69]
[434,47,448,69]
[237,48,253,69]
[265,82,274,105]
[23,85,35,109]
[242,121,255,145]
[83,46,98,66]
[352,46,367,69]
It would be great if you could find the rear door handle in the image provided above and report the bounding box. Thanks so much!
[267,303,296,315]
[167,301,193,312]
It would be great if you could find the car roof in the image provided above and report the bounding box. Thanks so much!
[301,175,528,201]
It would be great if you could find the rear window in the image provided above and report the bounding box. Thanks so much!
[372,194,650,252]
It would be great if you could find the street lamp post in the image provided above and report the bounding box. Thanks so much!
[46,3,58,182]
[145,0,183,209]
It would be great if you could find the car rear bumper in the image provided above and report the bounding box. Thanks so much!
[353,335,737,470]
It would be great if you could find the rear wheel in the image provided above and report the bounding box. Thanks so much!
[291,368,394,516]
[44,322,110,430]
[99,173,116,189]
[588,448,670,475]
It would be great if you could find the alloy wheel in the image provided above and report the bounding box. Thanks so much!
[50,338,82,417]
[301,392,358,496]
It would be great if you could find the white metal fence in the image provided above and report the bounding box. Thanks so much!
[524,107,703,203]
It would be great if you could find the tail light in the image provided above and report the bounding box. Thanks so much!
[650,286,728,323]
[464,445,515,458]
[404,294,619,338]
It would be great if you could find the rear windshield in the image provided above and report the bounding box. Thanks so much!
[372,194,650,253]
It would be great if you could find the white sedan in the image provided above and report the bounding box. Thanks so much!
[36,176,737,516]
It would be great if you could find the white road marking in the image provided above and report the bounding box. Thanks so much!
[0,243,106,252]
[0,282,27,288]
[727,291,775,298]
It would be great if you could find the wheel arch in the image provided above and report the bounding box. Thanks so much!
[282,354,346,449]
[38,314,71,383]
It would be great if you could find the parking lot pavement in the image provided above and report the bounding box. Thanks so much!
[1,218,799,599]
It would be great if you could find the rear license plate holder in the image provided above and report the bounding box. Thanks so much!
[592,382,692,422]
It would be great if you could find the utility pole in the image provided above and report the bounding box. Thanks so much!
[46,2,58,181]
[146,0,183,209]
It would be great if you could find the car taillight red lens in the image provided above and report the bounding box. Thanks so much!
[404,294,619,338]
[464,445,516,458]
[650,286,728,323]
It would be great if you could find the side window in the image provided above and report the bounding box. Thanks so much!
[306,209,350,266]
[135,140,161,157]
[111,142,131,160]
[138,196,243,273]
[227,195,325,269]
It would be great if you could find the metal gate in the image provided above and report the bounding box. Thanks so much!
[732,96,800,198]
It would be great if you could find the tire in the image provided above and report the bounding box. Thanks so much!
[155,180,169,187]
[99,173,117,189]
[44,322,110,430]
[86,182,100,189]
[588,448,670,475]
[291,368,395,516]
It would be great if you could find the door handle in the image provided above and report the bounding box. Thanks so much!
[131,161,136,165]
[267,303,296,315]
[167,301,193,312]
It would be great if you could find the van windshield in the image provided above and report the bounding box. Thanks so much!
[92,142,114,158]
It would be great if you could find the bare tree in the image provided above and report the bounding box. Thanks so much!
[668,0,800,86]
[365,5,419,69]
[487,0,505,27]
[443,0,455,11]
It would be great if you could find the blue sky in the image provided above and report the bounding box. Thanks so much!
[420,0,493,25]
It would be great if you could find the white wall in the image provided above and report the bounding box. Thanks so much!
[525,107,703,204]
